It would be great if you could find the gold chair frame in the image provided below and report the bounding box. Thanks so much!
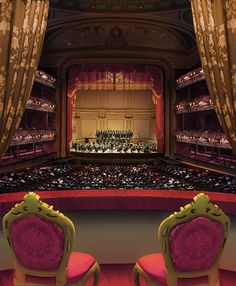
[134,193,230,286]
[2,192,100,286]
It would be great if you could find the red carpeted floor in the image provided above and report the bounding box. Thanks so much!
[1,264,236,286]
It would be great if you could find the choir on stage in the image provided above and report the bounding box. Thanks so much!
[96,129,133,144]
[72,129,157,153]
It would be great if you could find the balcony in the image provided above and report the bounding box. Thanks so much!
[10,130,56,146]
[26,97,56,113]
[176,95,214,114]
[35,70,56,89]
[175,130,231,149]
[176,67,205,89]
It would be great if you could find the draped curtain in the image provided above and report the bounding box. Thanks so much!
[74,70,152,91]
[191,0,236,153]
[0,0,49,159]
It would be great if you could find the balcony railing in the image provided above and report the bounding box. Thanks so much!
[35,70,56,88]
[176,95,214,114]
[26,96,56,113]
[175,131,231,149]
[10,130,56,146]
[176,67,205,89]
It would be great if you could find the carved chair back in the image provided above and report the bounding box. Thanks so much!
[158,193,230,284]
[2,192,75,285]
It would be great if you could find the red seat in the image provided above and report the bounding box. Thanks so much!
[67,252,95,284]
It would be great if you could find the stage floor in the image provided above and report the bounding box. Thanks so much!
[70,151,161,164]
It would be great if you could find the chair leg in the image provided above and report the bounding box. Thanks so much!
[133,266,141,286]
[92,263,100,286]
[14,270,25,286]
[56,271,67,286]
[208,269,220,286]
[133,263,161,286]
[167,275,177,286]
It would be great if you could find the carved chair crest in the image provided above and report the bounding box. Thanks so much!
[2,192,75,285]
[158,193,230,281]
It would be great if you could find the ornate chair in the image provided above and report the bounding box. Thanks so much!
[2,192,100,286]
[133,193,230,286]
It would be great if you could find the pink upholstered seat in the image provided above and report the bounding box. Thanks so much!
[138,253,167,286]
[138,253,208,286]
[25,252,95,285]
[67,252,95,284]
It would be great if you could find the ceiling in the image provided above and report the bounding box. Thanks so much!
[41,1,198,70]
[50,0,190,12]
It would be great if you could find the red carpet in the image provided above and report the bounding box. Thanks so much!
[1,264,236,286]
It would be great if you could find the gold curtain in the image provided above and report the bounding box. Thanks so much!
[191,0,236,153]
[0,0,49,159]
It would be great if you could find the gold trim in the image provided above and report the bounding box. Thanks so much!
[134,193,230,286]
[158,193,230,285]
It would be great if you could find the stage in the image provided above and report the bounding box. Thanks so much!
[70,151,160,164]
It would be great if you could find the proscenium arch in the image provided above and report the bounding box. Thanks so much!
[56,57,174,158]
[44,16,195,53]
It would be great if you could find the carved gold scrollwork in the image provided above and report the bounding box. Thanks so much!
[158,193,230,284]
[2,191,76,286]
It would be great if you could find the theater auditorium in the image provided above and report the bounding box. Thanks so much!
[0,1,236,285]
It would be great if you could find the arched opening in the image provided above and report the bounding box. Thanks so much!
[67,63,164,154]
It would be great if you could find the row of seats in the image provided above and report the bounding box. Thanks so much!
[0,162,235,193]
[37,164,195,191]
[1,192,230,286]
[156,162,236,193]
[0,163,77,192]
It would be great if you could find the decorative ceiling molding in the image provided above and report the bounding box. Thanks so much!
[182,9,193,25]
[43,17,196,54]
[46,8,193,31]
[53,57,174,82]
[41,4,199,70]
[40,45,195,70]
[44,22,189,52]
[50,0,190,12]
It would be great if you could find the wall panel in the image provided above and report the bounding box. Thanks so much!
[72,90,155,141]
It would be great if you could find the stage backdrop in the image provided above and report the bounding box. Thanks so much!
[67,64,164,153]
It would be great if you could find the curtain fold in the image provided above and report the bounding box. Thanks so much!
[191,0,236,153]
[0,0,49,159]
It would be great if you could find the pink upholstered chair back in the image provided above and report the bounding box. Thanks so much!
[169,216,225,272]
[3,192,76,286]
[9,214,65,271]
[158,193,230,281]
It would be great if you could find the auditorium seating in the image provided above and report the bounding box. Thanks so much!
[0,161,235,194]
